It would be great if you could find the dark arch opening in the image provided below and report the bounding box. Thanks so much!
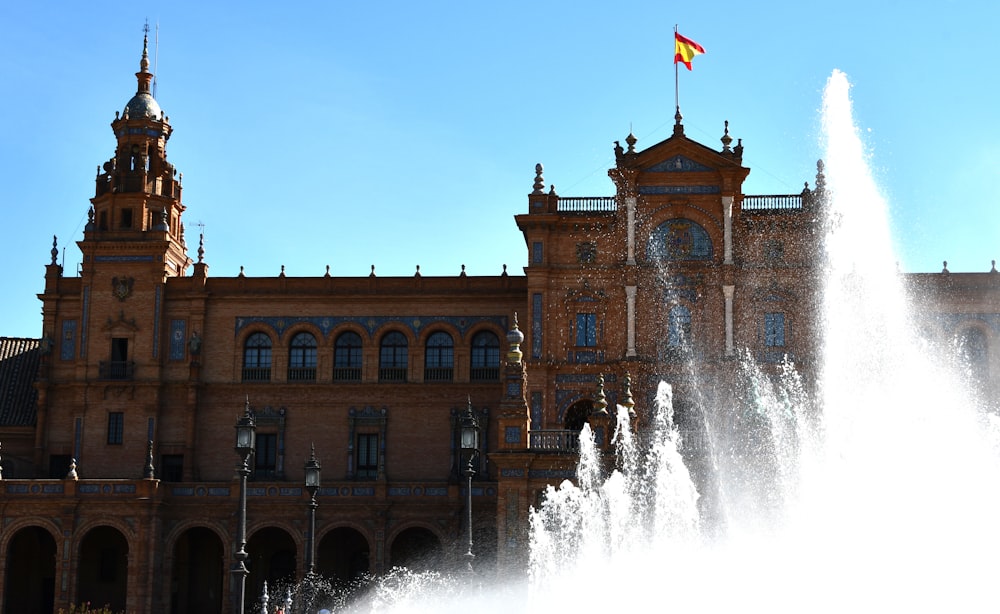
[317,527,370,583]
[170,527,224,614]
[4,526,56,614]
[77,526,128,613]
[389,527,441,572]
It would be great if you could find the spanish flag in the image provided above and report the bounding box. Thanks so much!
[674,32,705,70]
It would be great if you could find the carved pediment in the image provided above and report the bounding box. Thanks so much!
[103,310,139,332]
[646,155,714,173]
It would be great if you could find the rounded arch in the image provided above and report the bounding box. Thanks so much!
[333,327,366,382]
[77,525,129,613]
[241,329,274,382]
[424,329,455,382]
[330,322,372,345]
[170,526,224,614]
[4,525,57,614]
[279,322,325,346]
[246,526,297,604]
[560,397,594,431]
[418,321,463,345]
[316,525,372,582]
[387,525,444,572]
[647,218,714,262]
[469,329,502,382]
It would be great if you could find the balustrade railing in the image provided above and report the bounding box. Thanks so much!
[556,196,617,213]
[98,361,134,380]
[742,194,803,211]
[529,429,580,452]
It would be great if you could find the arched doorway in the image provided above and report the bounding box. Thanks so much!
[4,526,56,614]
[389,527,441,572]
[246,527,296,604]
[170,527,224,614]
[77,526,128,613]
[317,527,369,582]
[563,399,593,431]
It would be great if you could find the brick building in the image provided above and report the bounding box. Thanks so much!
[2,34,998,614]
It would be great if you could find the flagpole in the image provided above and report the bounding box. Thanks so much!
[674,24,679,118]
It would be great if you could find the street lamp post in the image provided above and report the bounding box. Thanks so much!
[304,444,321,577]
[459,399,481,573]
[232,399,256,614]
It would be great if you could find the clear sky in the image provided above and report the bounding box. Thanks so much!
[1,1,997,339]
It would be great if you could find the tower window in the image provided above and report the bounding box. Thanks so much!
[288,332,317,381]
[243,332,272,381]
[668,305,692,347]
[107,412,124,445]
[121,208,133,229]
[254,433,277,478]
[765,313,786,347]
[424,331,454,382]
[334,331,363,381]
[575,313,597,347]
[356,433,379,480]
[378,331,408,382]
[470,331,500,381]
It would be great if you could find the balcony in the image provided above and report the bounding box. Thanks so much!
[529,429,581,452]
[99,361,134,380]
[423,367,453,382]
[742,194,803,212]
[333,367,362,382]
[555,196,617,213]
[378,367,407,383]
[470,367,500,382]
[287,367,317,382]
[242,367,271,382]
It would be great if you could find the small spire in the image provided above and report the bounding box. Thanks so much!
[239,265,245,277]
[942,261,949,273]
[280,265,285,277]
[502,264,508,276]
[992,260,997,273]
[532,163,545,194]
[506,313,524,364]
[622,372,636,419]
[325,264,331,277]
[815,160,826,191]
[721,120,733,152]
[66,458,78,480]
[136,23,153,95]
[673,106,685,136]
[625,132,637,153]
[592,374,609,416]
[460,264,467,277]
[197,233,204,263]
[370,264,376,277]
[50,235,58,265]
[415,264,421,277]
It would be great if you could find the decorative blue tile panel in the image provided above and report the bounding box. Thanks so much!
[42,484,65,494]
[80,286,89,358]
[235,315,508,338]
[389,487,412,496]
[280,487,302,496]
[208,487,230,496]
[532,294,543,359]
[505,426,522,444]
[352,487,375,496]
[500,468,525,478]
[169,319,186,360]
[114,484,136,494]
[79,484,101,494]
[153,285,161,358]
[530,392,542,430]
[61,319,76,360]
[423,487,448,496]
[171,487,196,496]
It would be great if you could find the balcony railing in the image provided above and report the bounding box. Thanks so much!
[529,429,581,452]
[423,367,453,382]
[742,194,803,211]
[333,367,362,382]
[99,361,134,380]
[470,366,500,382]
[556,196,617,213]
[242,367,271,382]
[287,367,317,381]
[378,367,407,383]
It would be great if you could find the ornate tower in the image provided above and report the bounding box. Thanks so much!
[83,29,189,279]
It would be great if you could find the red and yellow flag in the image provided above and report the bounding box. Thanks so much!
[674,32,705,70]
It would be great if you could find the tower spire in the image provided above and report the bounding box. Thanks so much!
[137,22,153,96]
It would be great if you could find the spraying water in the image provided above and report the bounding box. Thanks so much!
[307,69,1000,613]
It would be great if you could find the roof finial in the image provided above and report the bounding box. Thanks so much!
[673,106,685,136]
[721,120,733,152]
[197,233,205,263]
[625,131,637,153]
[532,163,545,194]
[136,22,154,95]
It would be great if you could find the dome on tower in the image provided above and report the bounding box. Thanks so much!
[123,92,161,120]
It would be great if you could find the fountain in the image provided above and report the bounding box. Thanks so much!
[283,70,1000,612]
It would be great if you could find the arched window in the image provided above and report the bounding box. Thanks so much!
[648,219,713,261]
[424,331,454,382]
[668,305,692,348]
[243,332,272,381]
[288,332,317,381]
[379,331,408,382]
[470,331,500,381]
[334,331,363,382]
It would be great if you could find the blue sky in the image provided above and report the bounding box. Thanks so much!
[1,1,998,338]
